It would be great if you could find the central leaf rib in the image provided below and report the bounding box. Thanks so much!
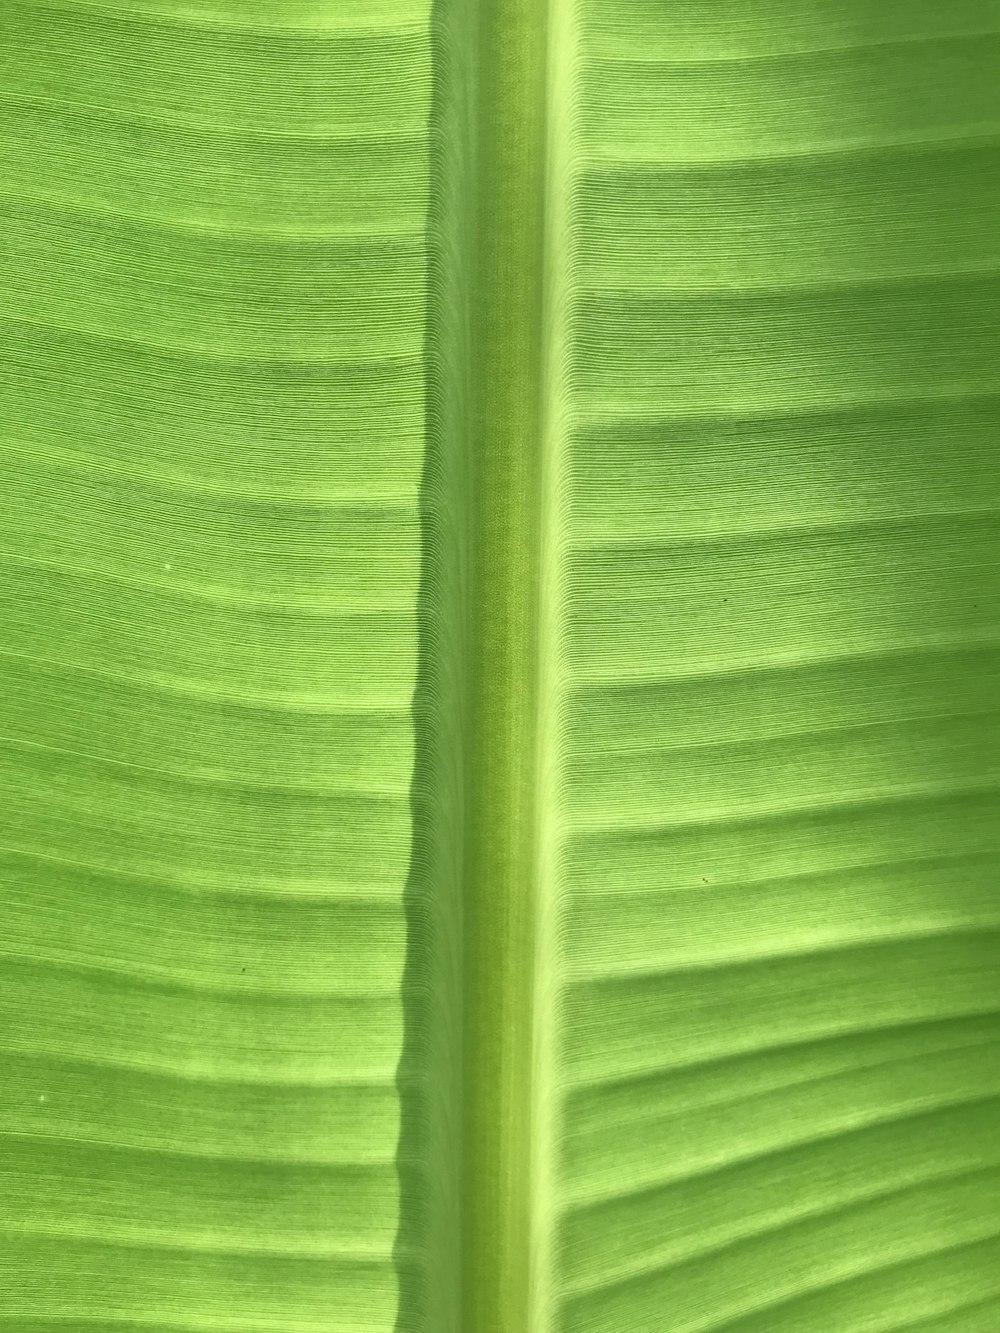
[461,0,549,1329]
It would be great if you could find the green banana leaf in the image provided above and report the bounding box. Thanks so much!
[2,1,999,1330]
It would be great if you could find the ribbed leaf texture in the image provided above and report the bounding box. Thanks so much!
[2,2,999,1332]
